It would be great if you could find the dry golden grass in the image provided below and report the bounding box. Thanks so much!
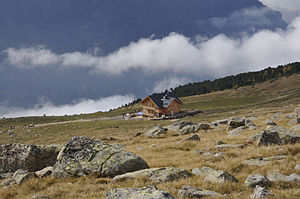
[0,75,300,199]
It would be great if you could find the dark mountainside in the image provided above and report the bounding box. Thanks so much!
[171,62,300,98]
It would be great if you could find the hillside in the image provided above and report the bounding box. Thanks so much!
[0,74,300,199]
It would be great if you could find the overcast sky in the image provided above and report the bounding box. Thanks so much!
[1,0,300,117]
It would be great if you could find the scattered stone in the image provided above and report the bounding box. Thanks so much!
[180,134,200,143]
[192,166,216,176]
[257,126,300,146]
[290,124,300,134]
[244,174,271,188]
[178,185,223,198]
[265,119,277,126]
[144,126,168,138]
[112,167,191,183]
[213,119,230,126]
[288,117,300,126]
[8,132,17,137]
[204,170,238,183]
[194,149,203,155]
[52,136,149,178]
[12,169,38,185]
[267,172,300,182]
[0,144,61,173]
[165,121,194,131]
[286,114,296,119]
[32,196,52,199]
[295,164,300,170]
[214,144,244,150]
[228,126,246,136]
[294,105,300,117]
[179,125,201,135]
[105,185,175,199]
[1,178,16,187]
[35,166,53,178]
[215,140,226,145]
[149,144,157,148]
[228,117,245,129]
[245,118,256,128]
[198,123,211,130]
[243,155,287,166]
[0,172,13,179]
[250,185,274,198]
[136,147,143,150]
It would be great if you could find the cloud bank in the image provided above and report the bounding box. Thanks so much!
[0,95,135,118]
[4,15,300,78]
[259,0,300,23]
[152,77,189,93]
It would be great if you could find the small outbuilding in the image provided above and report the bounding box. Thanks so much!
[140,93,183,117]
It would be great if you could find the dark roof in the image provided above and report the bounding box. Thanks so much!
[148,93,182,108]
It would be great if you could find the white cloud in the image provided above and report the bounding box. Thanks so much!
[259,0,300,23]
[4,16,300,78]
[0,95,135,118]
[152,77,190,93]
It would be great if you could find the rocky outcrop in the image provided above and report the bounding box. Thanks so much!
[165,121,194,131]
[227,126,245,136]
[12,169,38,185]
[105,185,175,199]
[178,186,223,198]
[192,166,216,176]
[214,144,244,150]
[0,144,61,173]
[228,117,245,129]
[257,126,300,146]
[204,170,238,183]
[265,119,277,126]
[145,126,168,138]
[290,124,300,134]
[179,125,201,135]
[35,166,53,178]
[267,172,300,182]
[244,174,271,188]
[250,185,273,198]
[243,155,287,166]
[179,134,200,143]
[113,167,191,183]
[52,136,149,178]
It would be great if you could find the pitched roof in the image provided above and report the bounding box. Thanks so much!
[144,93,182,108]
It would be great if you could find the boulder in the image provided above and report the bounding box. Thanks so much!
[243,155,287,166]
[204,170,238,183]
[0,172,13,179]
[245,118,255,128]
[178,185,223,198]
[288,117,300,126]
[198,123,211,130]
[113,167,191,183]
[213,119,230,126]
[1,178,16,187]
[105,185,175,199]
[295,164,300,170]
[192,166,216,176]
[244,174,271,188]
[35,166,53,178]
[12,169,38,185]
[267,172,300,182]
[145,126,168,138]
[286,114,296,119]
[179,125,201,135]
[250,185,274,198]
[52,136,149,178]
[264,119,277,126]
[228,117,245,129]
[165,121,194,131]
[214,144,244,150]
[257,126,300,146]
[290,124,300,134]
[0,144,61,173]
[227,126,245,136]
[180,134,201,143]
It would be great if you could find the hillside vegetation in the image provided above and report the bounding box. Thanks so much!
[0,74,299,199]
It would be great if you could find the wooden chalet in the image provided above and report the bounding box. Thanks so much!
[140,93,183,117]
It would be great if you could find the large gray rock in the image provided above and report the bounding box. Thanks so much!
[52,136,149,178]
[290,124,300,134]
[179,134,201,143]
[257,126,300,146]
[105,185,175,199]
[1,178,16,187]
[192,166,216,176]
[264,119,277,126]
[267,172,300,182]
[145,126,168,138]
[228,117,245,129]
[179,125,201,135]
[245,118,256,128]
[227,126,245,136]
[113,167,191,183]
[250,185,273,198]
[0,143,61,173]
[165,121,194,131]
[178,185,223,198]
[12,169,38,185]
[204,170,238,183]
[243,155,287,166]
[244,174,271,188]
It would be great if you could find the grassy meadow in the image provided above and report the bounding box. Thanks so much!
[0,74,300,199]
